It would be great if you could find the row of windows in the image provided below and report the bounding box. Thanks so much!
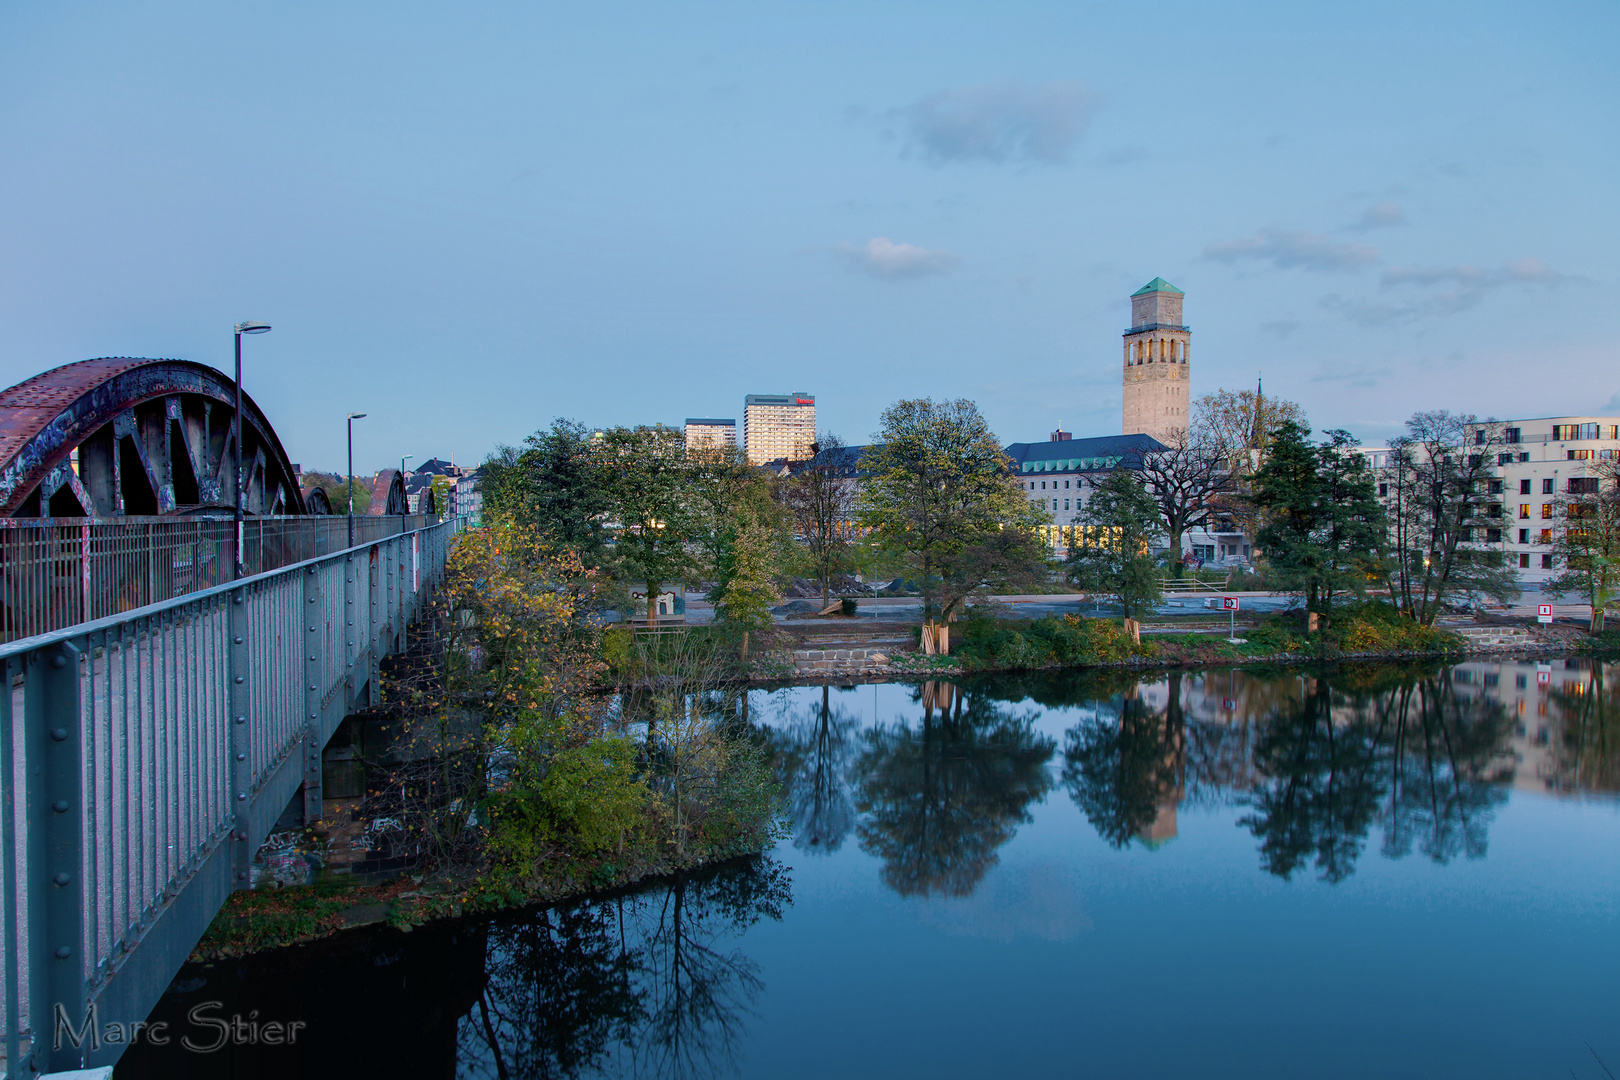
[1035,498,1073,511]
[1483,424,1620,444]
[1027,479,1074,490]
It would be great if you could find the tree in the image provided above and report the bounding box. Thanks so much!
[1193,386,1307,473]
[1133,431,1236,575]
[1251,423,1386,618]
[302,470,371,516]
[594,425,705,623]
[709,509,781,658]
[1065,469,1163,620]
[1382,411,1522,624]
[483,419,613,567]
[780,433,857,608]
[1548,460,1620,631]
[859,398,1049,626]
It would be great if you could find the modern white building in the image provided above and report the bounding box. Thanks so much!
[1462,416,1620,587]
[742,393,816,465]
[684,417,737,451]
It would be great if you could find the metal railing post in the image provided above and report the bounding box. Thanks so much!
[25,641,84,1073]
[228,588,252,889]
[302,567,323,823]
[3,657,23,1075]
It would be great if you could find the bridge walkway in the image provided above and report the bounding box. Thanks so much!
[0,517,458,1075]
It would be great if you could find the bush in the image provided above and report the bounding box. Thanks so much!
[953,615,1142,671]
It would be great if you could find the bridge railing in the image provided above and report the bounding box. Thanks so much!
[0,517,459,1075]
[0,515,437,645]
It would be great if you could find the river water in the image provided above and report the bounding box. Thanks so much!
[118,657,1620,1079]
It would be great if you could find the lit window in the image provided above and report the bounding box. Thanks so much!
[1542,503,1553,519]
[1519,504,1530,519]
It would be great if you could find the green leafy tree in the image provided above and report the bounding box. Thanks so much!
[709,510,781,658]
[859,398,1049,624]
[1065,469,1163,620]
[302,470,371,516]
[594,425,704,622]
[1252,423,1387,618]
[481,419,611,567]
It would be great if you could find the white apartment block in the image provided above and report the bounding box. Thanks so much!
[684,417,737,451]
[742,393,815,465]
[1466,416,1620,587]
[1361,416,1620,590]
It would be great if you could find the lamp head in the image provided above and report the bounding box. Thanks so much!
[234,321,272,335]
[348,412,367,420]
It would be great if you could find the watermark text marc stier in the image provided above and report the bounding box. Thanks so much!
[55,1002,306,1052]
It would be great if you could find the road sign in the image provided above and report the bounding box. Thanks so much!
[1223,597,1240,611]
[1537,669,1551,686]
[1537,603,1553,624]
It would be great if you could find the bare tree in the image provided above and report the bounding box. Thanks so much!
[780,433,857,608]
[1133,430,1236,574]
[1549,458,1620,631]
[1382,411,1521,624]
[1193,386,1307,475]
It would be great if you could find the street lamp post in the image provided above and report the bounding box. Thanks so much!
[347,413,367,548]
[401,454,413,526]
[232,321,272,578]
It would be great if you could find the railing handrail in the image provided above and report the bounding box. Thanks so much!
[0,518,453,661]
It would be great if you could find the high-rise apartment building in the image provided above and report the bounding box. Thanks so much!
[1122,277,1190,444]
[742,393,815,465]
[684,418,737,451]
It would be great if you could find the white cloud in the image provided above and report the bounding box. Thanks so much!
[1204,229,1378,271]
[899,80,1101,165]
[1355,201,1405,229]
[838,237,961,279]
[1322,258,1577,324]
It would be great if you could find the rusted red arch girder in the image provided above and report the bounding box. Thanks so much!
[0,357,309,518]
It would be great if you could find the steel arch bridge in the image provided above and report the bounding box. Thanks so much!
[0,357,311,519]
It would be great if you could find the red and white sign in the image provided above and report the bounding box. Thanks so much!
[1537,669,1551,687]
[1222,596,1240,611]
[1537,603,1553,624]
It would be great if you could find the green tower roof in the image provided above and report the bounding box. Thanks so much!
[1132,276,1183,297]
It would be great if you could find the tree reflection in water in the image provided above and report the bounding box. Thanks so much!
[459,856,791,1080]
[1547,661,1620,795]
[853,681,1056,897]
[1061,672,1187,848]
[1053,666,1518,880]
[1239,670,1515,881]
[768,685,861,854]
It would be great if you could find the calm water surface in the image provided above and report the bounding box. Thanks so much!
[119,659,1620,1079]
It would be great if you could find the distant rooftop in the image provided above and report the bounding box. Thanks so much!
[685,418,736,426]
[1132,276,1183,297]
[1005,432,1165,471]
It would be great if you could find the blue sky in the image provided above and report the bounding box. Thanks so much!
[2,0,1615,471]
